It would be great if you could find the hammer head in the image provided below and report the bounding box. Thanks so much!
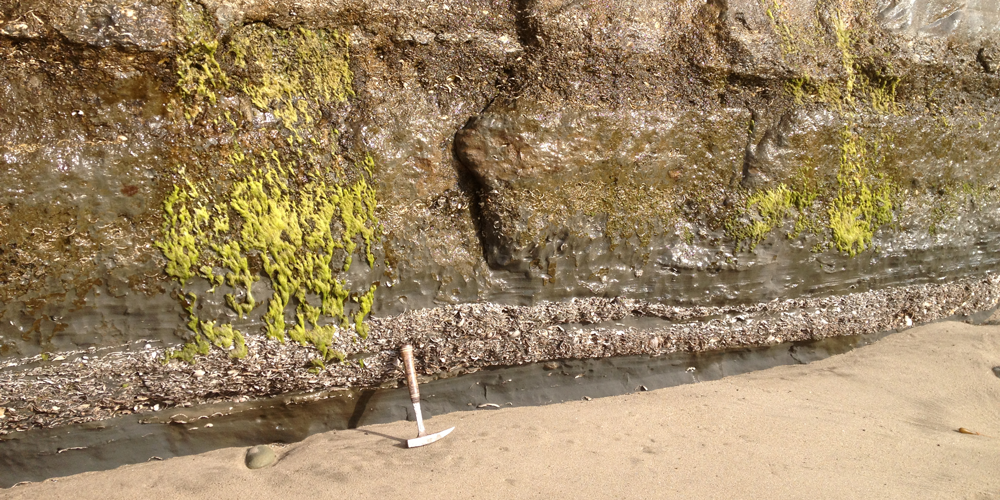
[406,426,455,448]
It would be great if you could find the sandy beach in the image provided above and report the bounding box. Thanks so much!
[3,320,999,499]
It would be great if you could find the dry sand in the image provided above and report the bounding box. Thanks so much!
[3,320,999,499]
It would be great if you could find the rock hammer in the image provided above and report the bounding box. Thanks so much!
[400,345,454,448]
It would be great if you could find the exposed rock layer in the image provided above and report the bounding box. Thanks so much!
[0,0,998,368]
[3,273,999,435]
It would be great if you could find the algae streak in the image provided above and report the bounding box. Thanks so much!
[230,24,353,143]
[157,151,380,364]
[729,3,900,256]
[828,126,895,256]
[175,0,228,122]
[159,12,378,365]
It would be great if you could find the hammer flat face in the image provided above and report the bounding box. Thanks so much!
[406,427,455,448]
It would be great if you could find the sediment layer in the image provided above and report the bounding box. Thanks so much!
[3,272,998,435]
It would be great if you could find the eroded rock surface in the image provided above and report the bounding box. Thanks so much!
[0,0,998,390]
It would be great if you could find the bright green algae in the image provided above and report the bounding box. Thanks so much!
[158,6,377,366]
[156,151,380,365]
[230,24,353,143]
[175,0,229,122]
[728,2,901,256]
[827,126,895,256]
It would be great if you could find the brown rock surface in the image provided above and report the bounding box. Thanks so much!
[0,0,999,432]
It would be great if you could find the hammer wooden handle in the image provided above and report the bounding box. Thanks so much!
[401,345,420,404]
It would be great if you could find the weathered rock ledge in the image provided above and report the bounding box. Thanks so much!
[3,272,999,435]
[1,0,999,432]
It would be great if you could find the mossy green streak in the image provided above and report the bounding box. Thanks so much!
[230,24,353,142]
[730,3,900,256]
[160,11,378,365]
[175,0,229,122]
[157,151,380,364]
[827,126,895,256]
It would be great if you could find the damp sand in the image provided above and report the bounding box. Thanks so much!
[4,320,1000,499]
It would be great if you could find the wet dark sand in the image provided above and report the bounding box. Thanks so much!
[3,321,999,499]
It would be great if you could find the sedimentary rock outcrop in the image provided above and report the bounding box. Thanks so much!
[0,0,998,365]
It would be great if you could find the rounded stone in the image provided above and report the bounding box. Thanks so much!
[245,445,277,469]
[992,366,1000,379]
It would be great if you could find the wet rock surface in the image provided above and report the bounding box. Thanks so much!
[2,273,998,435]
[980,45,998,74]
[0,0,999,437]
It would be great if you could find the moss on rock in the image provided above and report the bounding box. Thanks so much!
[230,24,353,141]
[157,150,380,363]
[827,125,896,256]
[158,9,376,365]
[175,0,229,122]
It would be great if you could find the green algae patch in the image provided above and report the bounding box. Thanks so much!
[174,0,229,122]
[861,68,902,116]
[827,126,896,256]
[726,182,818,252]
[726,156,822,252]
[154,170,212,286]
[226,150,379,343]
[728,3,904,256]
[171,6,353,133]
[155,151,380,364]
[728,127,896,256]
[775,1,903,117]
[168,304,248,362]
[163,291,245,362]
[782,63,902,117]
[728,185,794,251]
[230,24,353,141]
[831,10,857,108]
[353,283,377,339]
[159,8,370,365]
[762,0,800,56]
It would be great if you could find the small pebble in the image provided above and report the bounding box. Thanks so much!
[992,366,1000,379]
[245,445,277,469]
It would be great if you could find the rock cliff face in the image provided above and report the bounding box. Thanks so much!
[1,0,999,361]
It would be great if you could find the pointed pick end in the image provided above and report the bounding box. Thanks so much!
[406,426,455,448]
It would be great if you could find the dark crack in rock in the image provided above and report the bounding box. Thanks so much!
[980,45,998,74]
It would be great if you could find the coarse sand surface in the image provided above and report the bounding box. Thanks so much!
[4,321,999,499]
